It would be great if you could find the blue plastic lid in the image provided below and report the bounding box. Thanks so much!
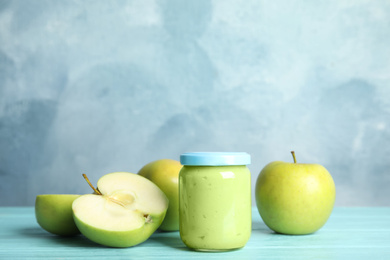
[180,152,251,166]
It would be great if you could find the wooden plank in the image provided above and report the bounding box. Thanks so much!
[0,207,389,259]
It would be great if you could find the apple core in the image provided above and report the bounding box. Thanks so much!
[109,191,136,208]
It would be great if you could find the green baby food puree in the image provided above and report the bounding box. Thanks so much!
[179,152,251,251]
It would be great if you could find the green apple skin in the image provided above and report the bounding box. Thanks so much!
[35,194,80,236]
[255,161,336,235]
[138,159,182,231]
[73,208,166,248]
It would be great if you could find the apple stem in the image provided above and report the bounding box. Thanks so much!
[82,174,102,195]
[291,151,297,163]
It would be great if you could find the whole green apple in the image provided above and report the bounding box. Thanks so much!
[72,172,169,247]
[35,194,80,236]
[255,151,336,235]
[138,159,182,231]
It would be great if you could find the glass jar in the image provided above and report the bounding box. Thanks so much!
[179,152,252,251]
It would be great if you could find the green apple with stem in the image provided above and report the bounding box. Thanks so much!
[255,151,336,235]
[35,194,80,236]
[72,172,169,247]
[138,159,182,231]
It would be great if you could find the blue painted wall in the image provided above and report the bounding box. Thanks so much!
[1,0,389,206]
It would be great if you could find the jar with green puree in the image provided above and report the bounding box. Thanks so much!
[179,152,252,251]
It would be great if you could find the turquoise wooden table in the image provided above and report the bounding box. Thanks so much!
[1,207,389,259]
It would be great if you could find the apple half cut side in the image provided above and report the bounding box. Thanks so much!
[72,172,169,248]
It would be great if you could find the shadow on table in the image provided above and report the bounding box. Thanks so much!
[18,227,97,247]
[252,219,272,234]
[19,220,275,250]
[148,231,190,251]
[252,220,319,238]
[148,231,257,255]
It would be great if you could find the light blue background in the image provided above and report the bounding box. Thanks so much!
[1,0,389,206]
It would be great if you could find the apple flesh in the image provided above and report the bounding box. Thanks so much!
[255,152,336,235]
[72,172,169,247]
[35,194,80,236]
[138,159,182,231]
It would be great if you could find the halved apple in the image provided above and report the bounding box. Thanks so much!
[72,172,169,247]
[35,194,80,236]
